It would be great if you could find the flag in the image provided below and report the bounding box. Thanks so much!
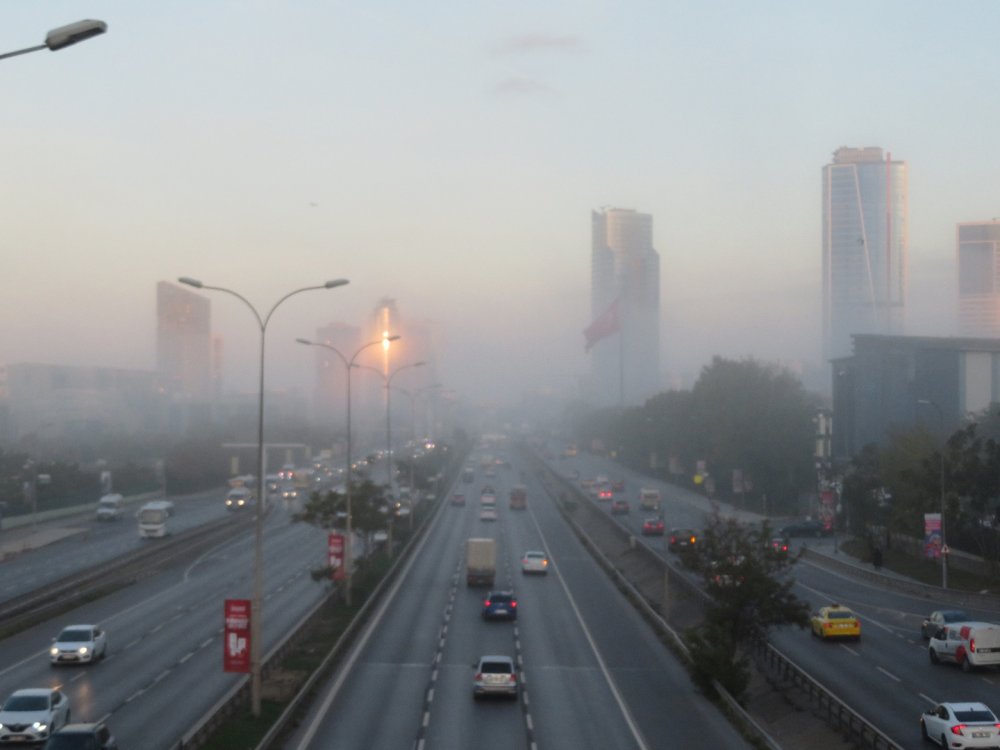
[583,299,621,351]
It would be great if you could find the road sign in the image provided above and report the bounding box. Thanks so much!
[223,599,251,673]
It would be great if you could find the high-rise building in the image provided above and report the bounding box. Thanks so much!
[957,221,1000,337]
[156,281,212,401]
[588,208,660,405]
[822,147,909,361]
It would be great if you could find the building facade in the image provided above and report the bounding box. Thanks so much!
[589,208,661,406]
[832,334,1000,459]
[156,281,212,401]
[957,221,1000,337]
[822,147,909,362]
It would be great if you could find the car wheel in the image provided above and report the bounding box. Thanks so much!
[941,735,947,749]
[929,648,940,664]
[962,656,972,672]
[919,719,928,741]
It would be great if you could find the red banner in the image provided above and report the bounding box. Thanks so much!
[223,599,251,673]
[583,299,621,351]
[328,532,345,581]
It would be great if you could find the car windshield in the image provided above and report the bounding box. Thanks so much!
[954,709,997,722]
[58,629,92,642]
[3,694,47,711]
[828,611,854,619]
[480,661,512,674]
[943,611,970,622]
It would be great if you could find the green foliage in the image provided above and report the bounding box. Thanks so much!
[687,622,750,700]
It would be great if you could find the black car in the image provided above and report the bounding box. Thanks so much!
[44,722,117,750]
[482,591,518,621]
[778,519,831,538]
[668,528,698,552]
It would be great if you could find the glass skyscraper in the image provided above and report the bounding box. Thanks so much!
[957,221,1000,337]
[822,147,909,361]
[589,208,660,405]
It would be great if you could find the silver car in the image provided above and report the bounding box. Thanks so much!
[0,688,70,743]
[50,624,107,665]
[473,655,518,699]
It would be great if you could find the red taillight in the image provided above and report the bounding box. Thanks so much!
[511,600,518,607]
[474,672,482,681]
[952,724,967,736]
[508,673,517,683]
[669,536,677,543]
[971,638,977,653]
[483,600,491,607]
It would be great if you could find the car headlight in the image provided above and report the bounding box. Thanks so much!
[50,647,59,656]
[32,721,48,731]
[79,646,90,655]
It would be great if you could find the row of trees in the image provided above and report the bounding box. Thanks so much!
[568,357,820,515]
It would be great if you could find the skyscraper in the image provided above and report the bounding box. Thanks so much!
[957,221,1000,337]
[587,208,660,405]
[822,147,909,361]
[156,281,212,401]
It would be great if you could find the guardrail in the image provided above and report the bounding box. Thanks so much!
[527,447,905,750]
[752,639,902,750]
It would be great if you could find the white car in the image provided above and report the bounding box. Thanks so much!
[50,624,108,664]
[921,702,1000,747]
[479,507,498,522]
[521,550,549,574]
[472,655,518,699]
[0,688,71,744]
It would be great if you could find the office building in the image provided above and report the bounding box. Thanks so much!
[822,147,909,362]
[957,221,1000,337]
[156,281,212,401]
[588,208,661,406]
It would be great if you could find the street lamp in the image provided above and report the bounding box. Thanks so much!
[917,398,948,589]
[179,276,349,717]
[0,20,107,61]
[296,334,400,606]
[394,383,443,505]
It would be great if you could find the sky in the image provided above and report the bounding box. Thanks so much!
[2,1,999,407]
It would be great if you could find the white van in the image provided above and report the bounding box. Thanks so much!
[929,621,1000,671]
[95,494,125,521]
[137,500,173,539]
[639,488,661,511]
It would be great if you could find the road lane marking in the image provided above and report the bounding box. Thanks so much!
[920,693,938,705]
[839,644,859,656]
[876,666,901,682]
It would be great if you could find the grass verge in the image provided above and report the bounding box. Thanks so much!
[840,538,998,592]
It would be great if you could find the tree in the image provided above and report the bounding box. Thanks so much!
[687,513,810,701]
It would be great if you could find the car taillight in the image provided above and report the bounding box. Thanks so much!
[511,601,518,607]
[669,536,677,543]
[474,672,482,681]
[508,673,517,682]
[483,600,491,607]
[952,725,967,736]
[970,638,976,652]
[690,536,697,544]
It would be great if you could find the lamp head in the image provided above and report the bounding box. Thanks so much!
[325,279,350,289]
[178,277,203,288]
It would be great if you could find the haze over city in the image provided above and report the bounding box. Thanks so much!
[3,2,997,406]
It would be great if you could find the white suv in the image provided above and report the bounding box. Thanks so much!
[472,655,518,699]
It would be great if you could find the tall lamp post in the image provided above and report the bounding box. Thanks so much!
[1,19,107,61]
[179,276,349,717]
[296,335,400,605]
[917,398,948,589]
[395,383,443,503]
[357,362,426,493]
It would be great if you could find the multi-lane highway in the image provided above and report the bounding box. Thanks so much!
[287,451,751,749]
[0,493,329,749]
[552,447,1000,749]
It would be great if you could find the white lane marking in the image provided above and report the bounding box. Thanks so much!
[179,652,194,664]
[427,687,434,703]
[876,666,901,682]
[422,711,430,727]
[527,505,652,750]
[919,693,938,705]
[839,644,859,656]
[526,714,534,730]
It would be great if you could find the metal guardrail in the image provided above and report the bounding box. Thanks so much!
[753,639,902,750]
[527,448,906,750]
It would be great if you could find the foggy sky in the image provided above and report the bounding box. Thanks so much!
[0,2,992,407]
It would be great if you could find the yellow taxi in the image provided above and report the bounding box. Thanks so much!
[810,604,861,640]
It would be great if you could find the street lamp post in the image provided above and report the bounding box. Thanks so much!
[179,276,348,717]
[395,383,443,514]
[296,335,400,605]
[0,20,107,61]
[917,398,948,589]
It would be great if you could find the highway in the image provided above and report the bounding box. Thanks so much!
[288,451,750,749]
[552,447,1000,750]
[0,497,328,749]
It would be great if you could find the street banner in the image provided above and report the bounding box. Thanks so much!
[583,299,620,351]
[329,532,345,581]
[924,513,942,559]
[223,599,251,673]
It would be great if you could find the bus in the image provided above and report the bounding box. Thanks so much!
[137,500,173,538]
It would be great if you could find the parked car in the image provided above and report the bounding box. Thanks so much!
[810,604,861,640]
[44,721,118,750]
[920,702,1000,748]
[482,591,518,621]
[50,625,107,665]
[610,498,630,515]
[778,519,831,538]
[0,689,70,744]
[472,655,518,699]
[921,609,970,640]
[520,551,549,574]
[929,622,1000,671]
[641,517,665,536]
[667,528,698,552]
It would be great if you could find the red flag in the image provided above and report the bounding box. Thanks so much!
[584,299,620,351]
